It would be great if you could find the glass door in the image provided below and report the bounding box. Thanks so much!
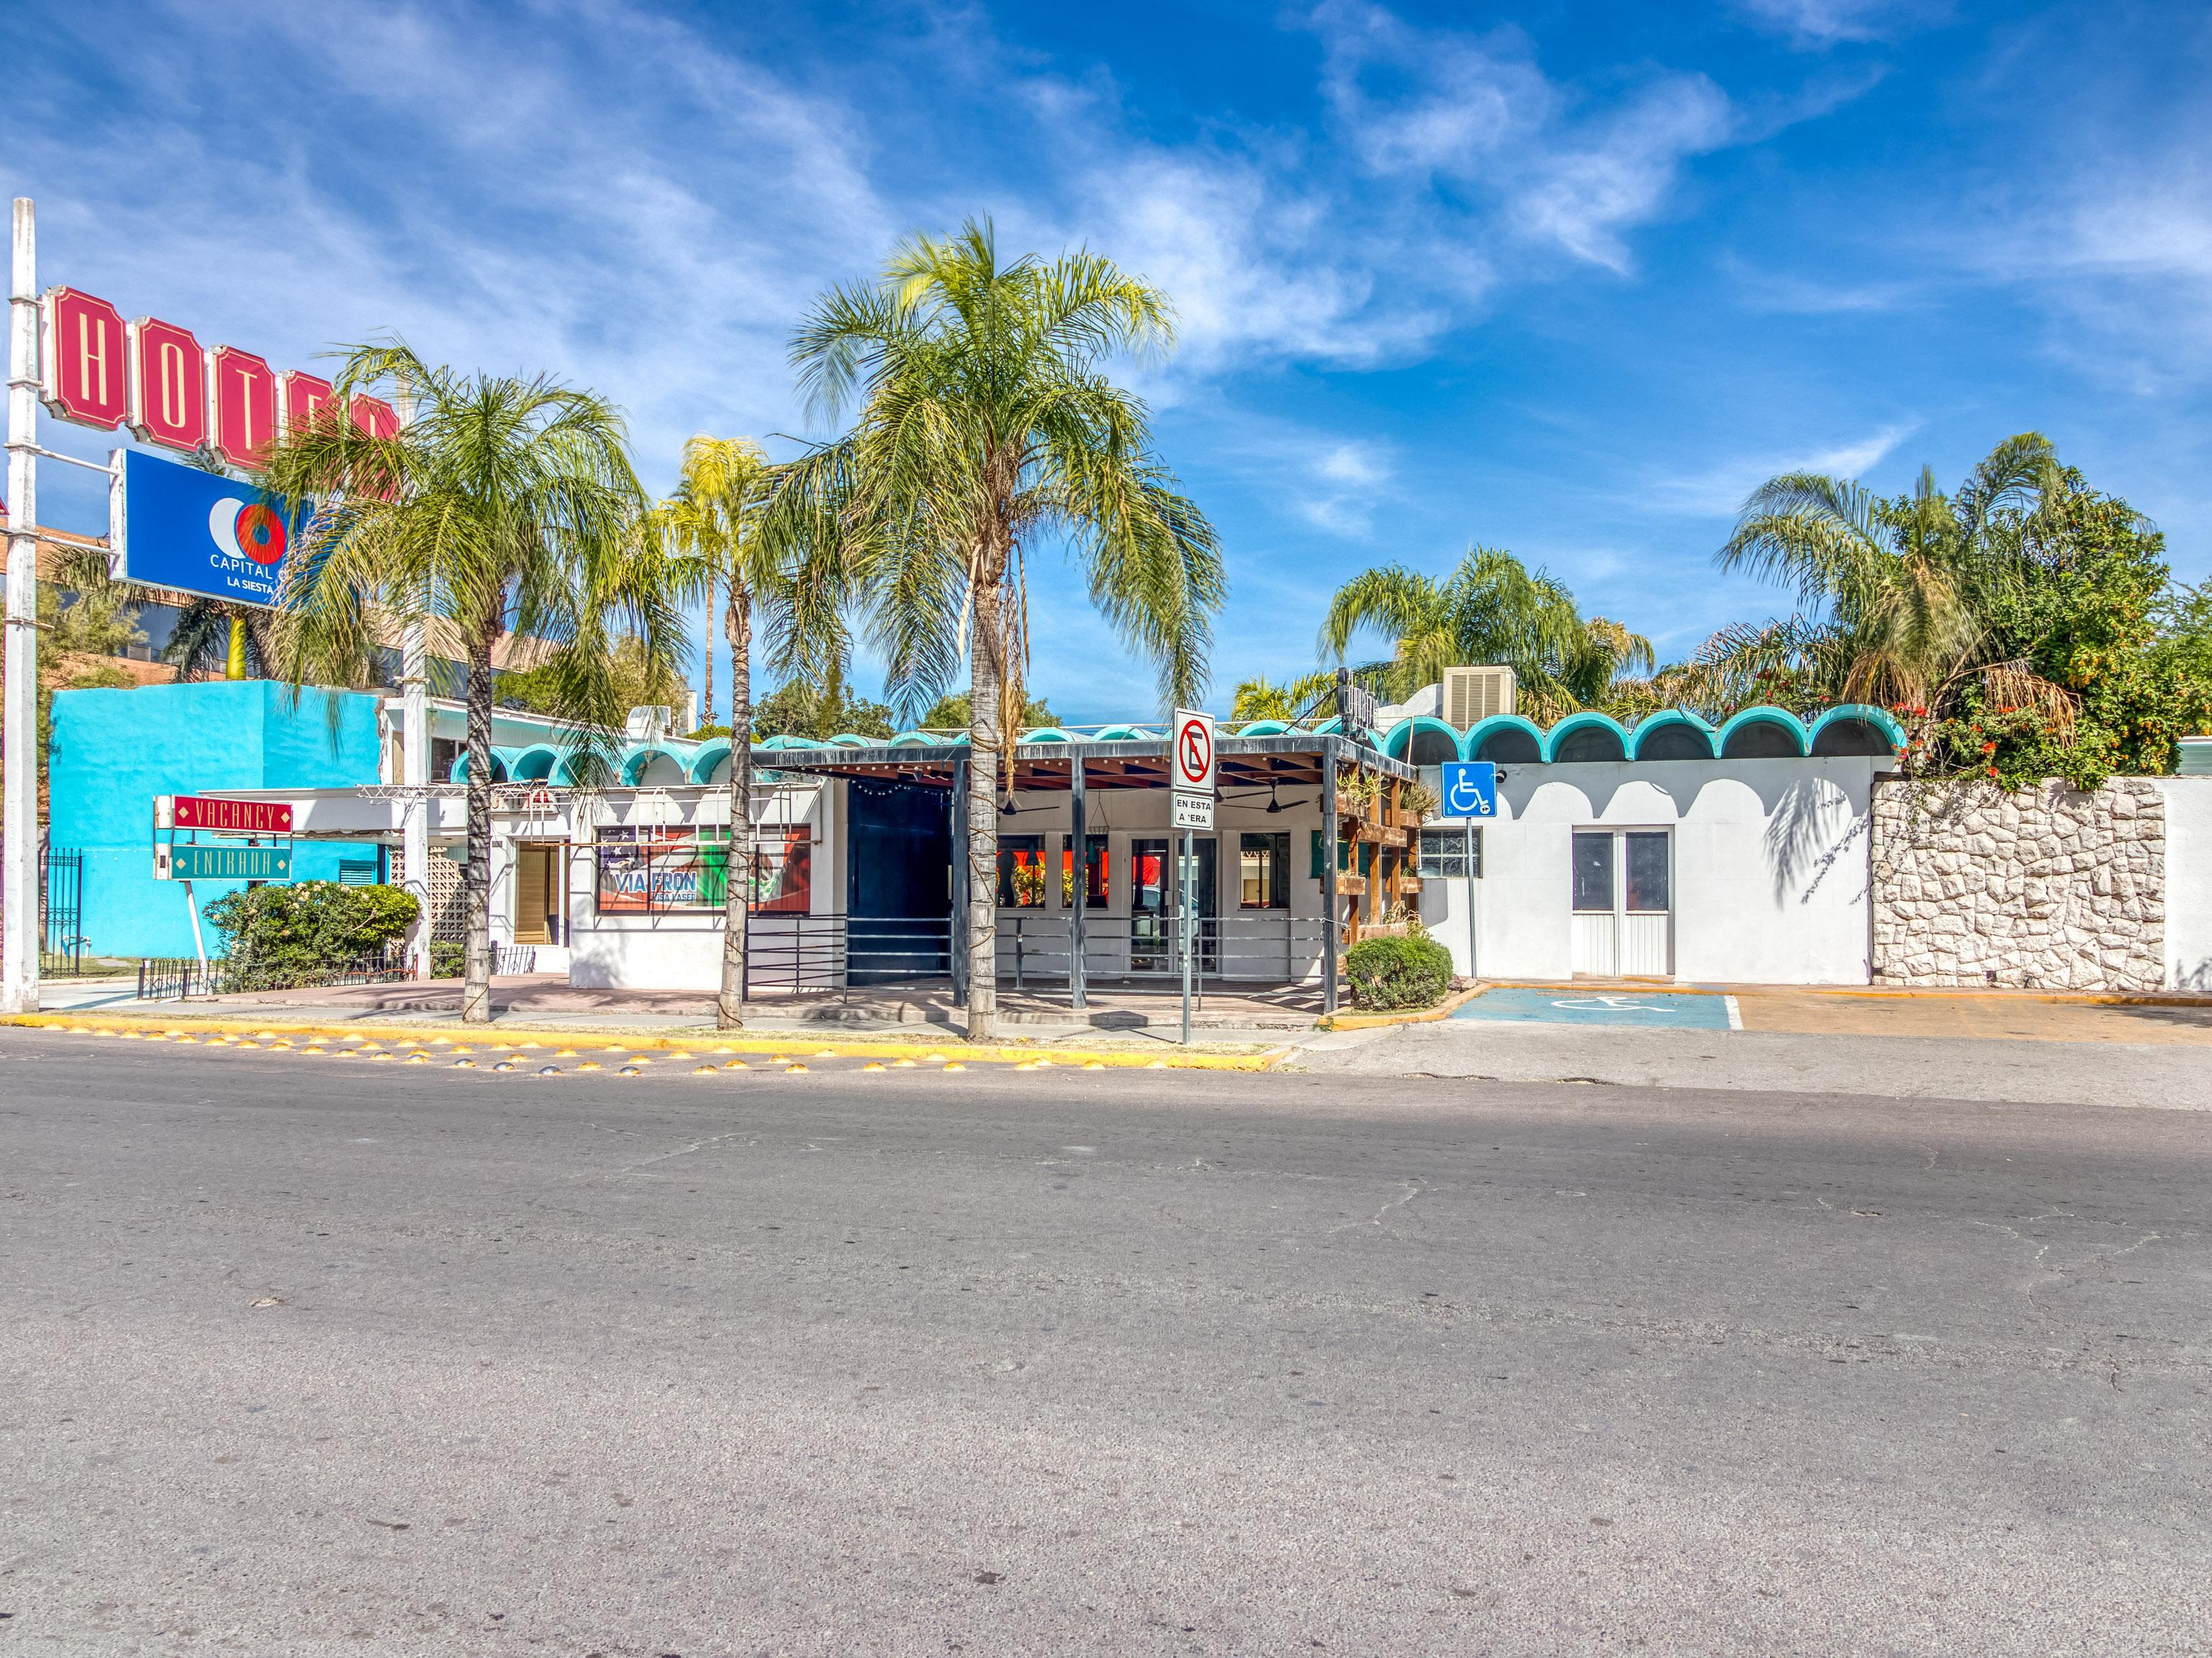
[1569,829,1672,977]
[1130,838,1171,971]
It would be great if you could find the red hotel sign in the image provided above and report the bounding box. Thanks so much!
[40,286,395,467]
[168,796,294,835]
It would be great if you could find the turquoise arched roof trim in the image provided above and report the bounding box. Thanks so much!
[1541,711,1633,762]
[619,742,693,784]
[509,745,563,782]
[1309,716,1343,735]
[889,730,944,747]
[1020,728,1074,745]
[1717,707,1810,756]
[1809,703,1905,751]
[1463,714,1546,758]
[1093,724,1152,742]
[827,733,876,748]
[685,740,732,783]
[1232,719,1292,737]
[756,733,812,751]
[450,745,526,782]
[1382,715,1465,761]
[549,751,593,785]
[1628,710,1717,761]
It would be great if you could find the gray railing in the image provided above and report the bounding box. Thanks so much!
[998,912,1328,989]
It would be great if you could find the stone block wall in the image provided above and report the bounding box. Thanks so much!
[1871,779,2166,990]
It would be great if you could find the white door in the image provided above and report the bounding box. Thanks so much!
[1570,829,1672,978]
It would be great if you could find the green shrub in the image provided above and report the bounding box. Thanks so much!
[202,882,419,990]
[431,940,466,979]
[1343,933,1454,1011]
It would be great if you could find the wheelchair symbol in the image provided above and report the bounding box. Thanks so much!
[1552,996,1666,1013]
[1440,761,1496,817]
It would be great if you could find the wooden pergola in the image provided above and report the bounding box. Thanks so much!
[761,733,1425,1013]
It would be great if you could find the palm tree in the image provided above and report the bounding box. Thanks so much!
[1320,546,1651,720]
[655,435,848,1030]
[163,597,273,681]
[263,342,682,1023]
[781,219,1224,1041]
[1711,433,2072,723]
[1230,670,1335,723]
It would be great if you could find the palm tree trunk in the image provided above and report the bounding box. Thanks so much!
[717,585,751,1029]
[966,571,1003,1041]
[226,615,246,681]
[461,623,497,1024]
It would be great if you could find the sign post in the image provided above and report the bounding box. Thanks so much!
[1171,710,1216,1046]
[1438,761,1497,982]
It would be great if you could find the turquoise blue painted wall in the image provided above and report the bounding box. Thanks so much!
[49,682,384,958]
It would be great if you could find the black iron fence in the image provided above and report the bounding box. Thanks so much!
[997,912,1329,989]
[136,943,414,1001]
[40,846,87,977]
[741,915,953,997]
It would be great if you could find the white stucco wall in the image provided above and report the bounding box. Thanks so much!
[2154,777,2212,990]
[1429,757,1880,984]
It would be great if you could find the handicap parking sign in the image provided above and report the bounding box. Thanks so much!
[1439,761,1497,817]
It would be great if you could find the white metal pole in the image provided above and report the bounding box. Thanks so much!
[1179,825,1192,1046]
[402,620,430,977]
[394,376,432,979]
[3,199,40,1015]
[183,880,207,969]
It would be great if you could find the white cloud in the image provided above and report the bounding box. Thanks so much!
[1739,0,1941,47]
[1653,422,1921,516]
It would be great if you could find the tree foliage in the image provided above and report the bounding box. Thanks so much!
[263,340,682,1021]
[920,689,1054,730]
[202,881,419,990]
[1318,546,1651,721]
[780,218,1224,1039]
[751,679,897,740]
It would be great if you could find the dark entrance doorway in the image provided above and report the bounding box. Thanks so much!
[1130,835,1217,974]
[845,780,951,983]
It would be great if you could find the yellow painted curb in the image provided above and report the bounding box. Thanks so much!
[4,1013,1289,1072]
[1317,985,1485,1031]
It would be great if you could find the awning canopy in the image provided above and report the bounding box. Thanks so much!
[754,733,1418,792]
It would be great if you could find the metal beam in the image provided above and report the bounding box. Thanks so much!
[1321,735,1339,1017]
[1069,761,1087,1011]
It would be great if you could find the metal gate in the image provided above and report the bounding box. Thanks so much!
[40,846,87,976]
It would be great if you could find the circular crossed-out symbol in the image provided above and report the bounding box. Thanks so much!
[1179,720,1212,783]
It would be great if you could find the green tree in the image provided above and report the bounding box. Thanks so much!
[1319,546,1651,720]
[653,435,851,1028]
[920,689,1054,730]
[496,635,688,720]
[782,219,1225,1040]
[753,679,894,740]
[1712,434,2210,787]
[263,342,683,1023]
[1229,671,1335,723]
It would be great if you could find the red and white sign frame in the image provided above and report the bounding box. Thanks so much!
[1172,708,1216,794]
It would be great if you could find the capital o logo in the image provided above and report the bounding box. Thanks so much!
[208,496,288,566]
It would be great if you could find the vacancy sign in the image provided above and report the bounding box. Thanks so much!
[1172,708,1215,830]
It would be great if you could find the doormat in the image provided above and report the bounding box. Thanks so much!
[1451,988,1737,1030]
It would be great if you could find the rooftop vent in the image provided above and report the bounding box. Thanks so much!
[1441,666,1516,730]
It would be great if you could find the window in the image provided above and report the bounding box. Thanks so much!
[1239,832,1289,908]
[1062,834,1107,908]
[1419,828,1482,880]
[1572,831,1614,912]
[596,825,810,915]
[1625,831,1669,912]
[997,835,1047,907]
[430,735,462,784]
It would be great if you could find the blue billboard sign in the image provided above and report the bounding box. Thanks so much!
[118,448,307,609]
[1440,761,1498,817]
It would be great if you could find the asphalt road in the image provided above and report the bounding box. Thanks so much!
[2,1031,2208,1656]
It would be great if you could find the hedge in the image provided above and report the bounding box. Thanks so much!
[1343,933,1454,1011]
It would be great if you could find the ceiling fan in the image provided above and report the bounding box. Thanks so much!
[1223,778,1313,815]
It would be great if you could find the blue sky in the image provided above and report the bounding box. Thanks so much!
[9,0,2212,722]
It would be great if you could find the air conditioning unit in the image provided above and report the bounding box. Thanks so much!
[1441,666,1516,728]
[624,705,673,742]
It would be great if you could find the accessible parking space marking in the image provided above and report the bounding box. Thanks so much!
[1452,988,1737,1030]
